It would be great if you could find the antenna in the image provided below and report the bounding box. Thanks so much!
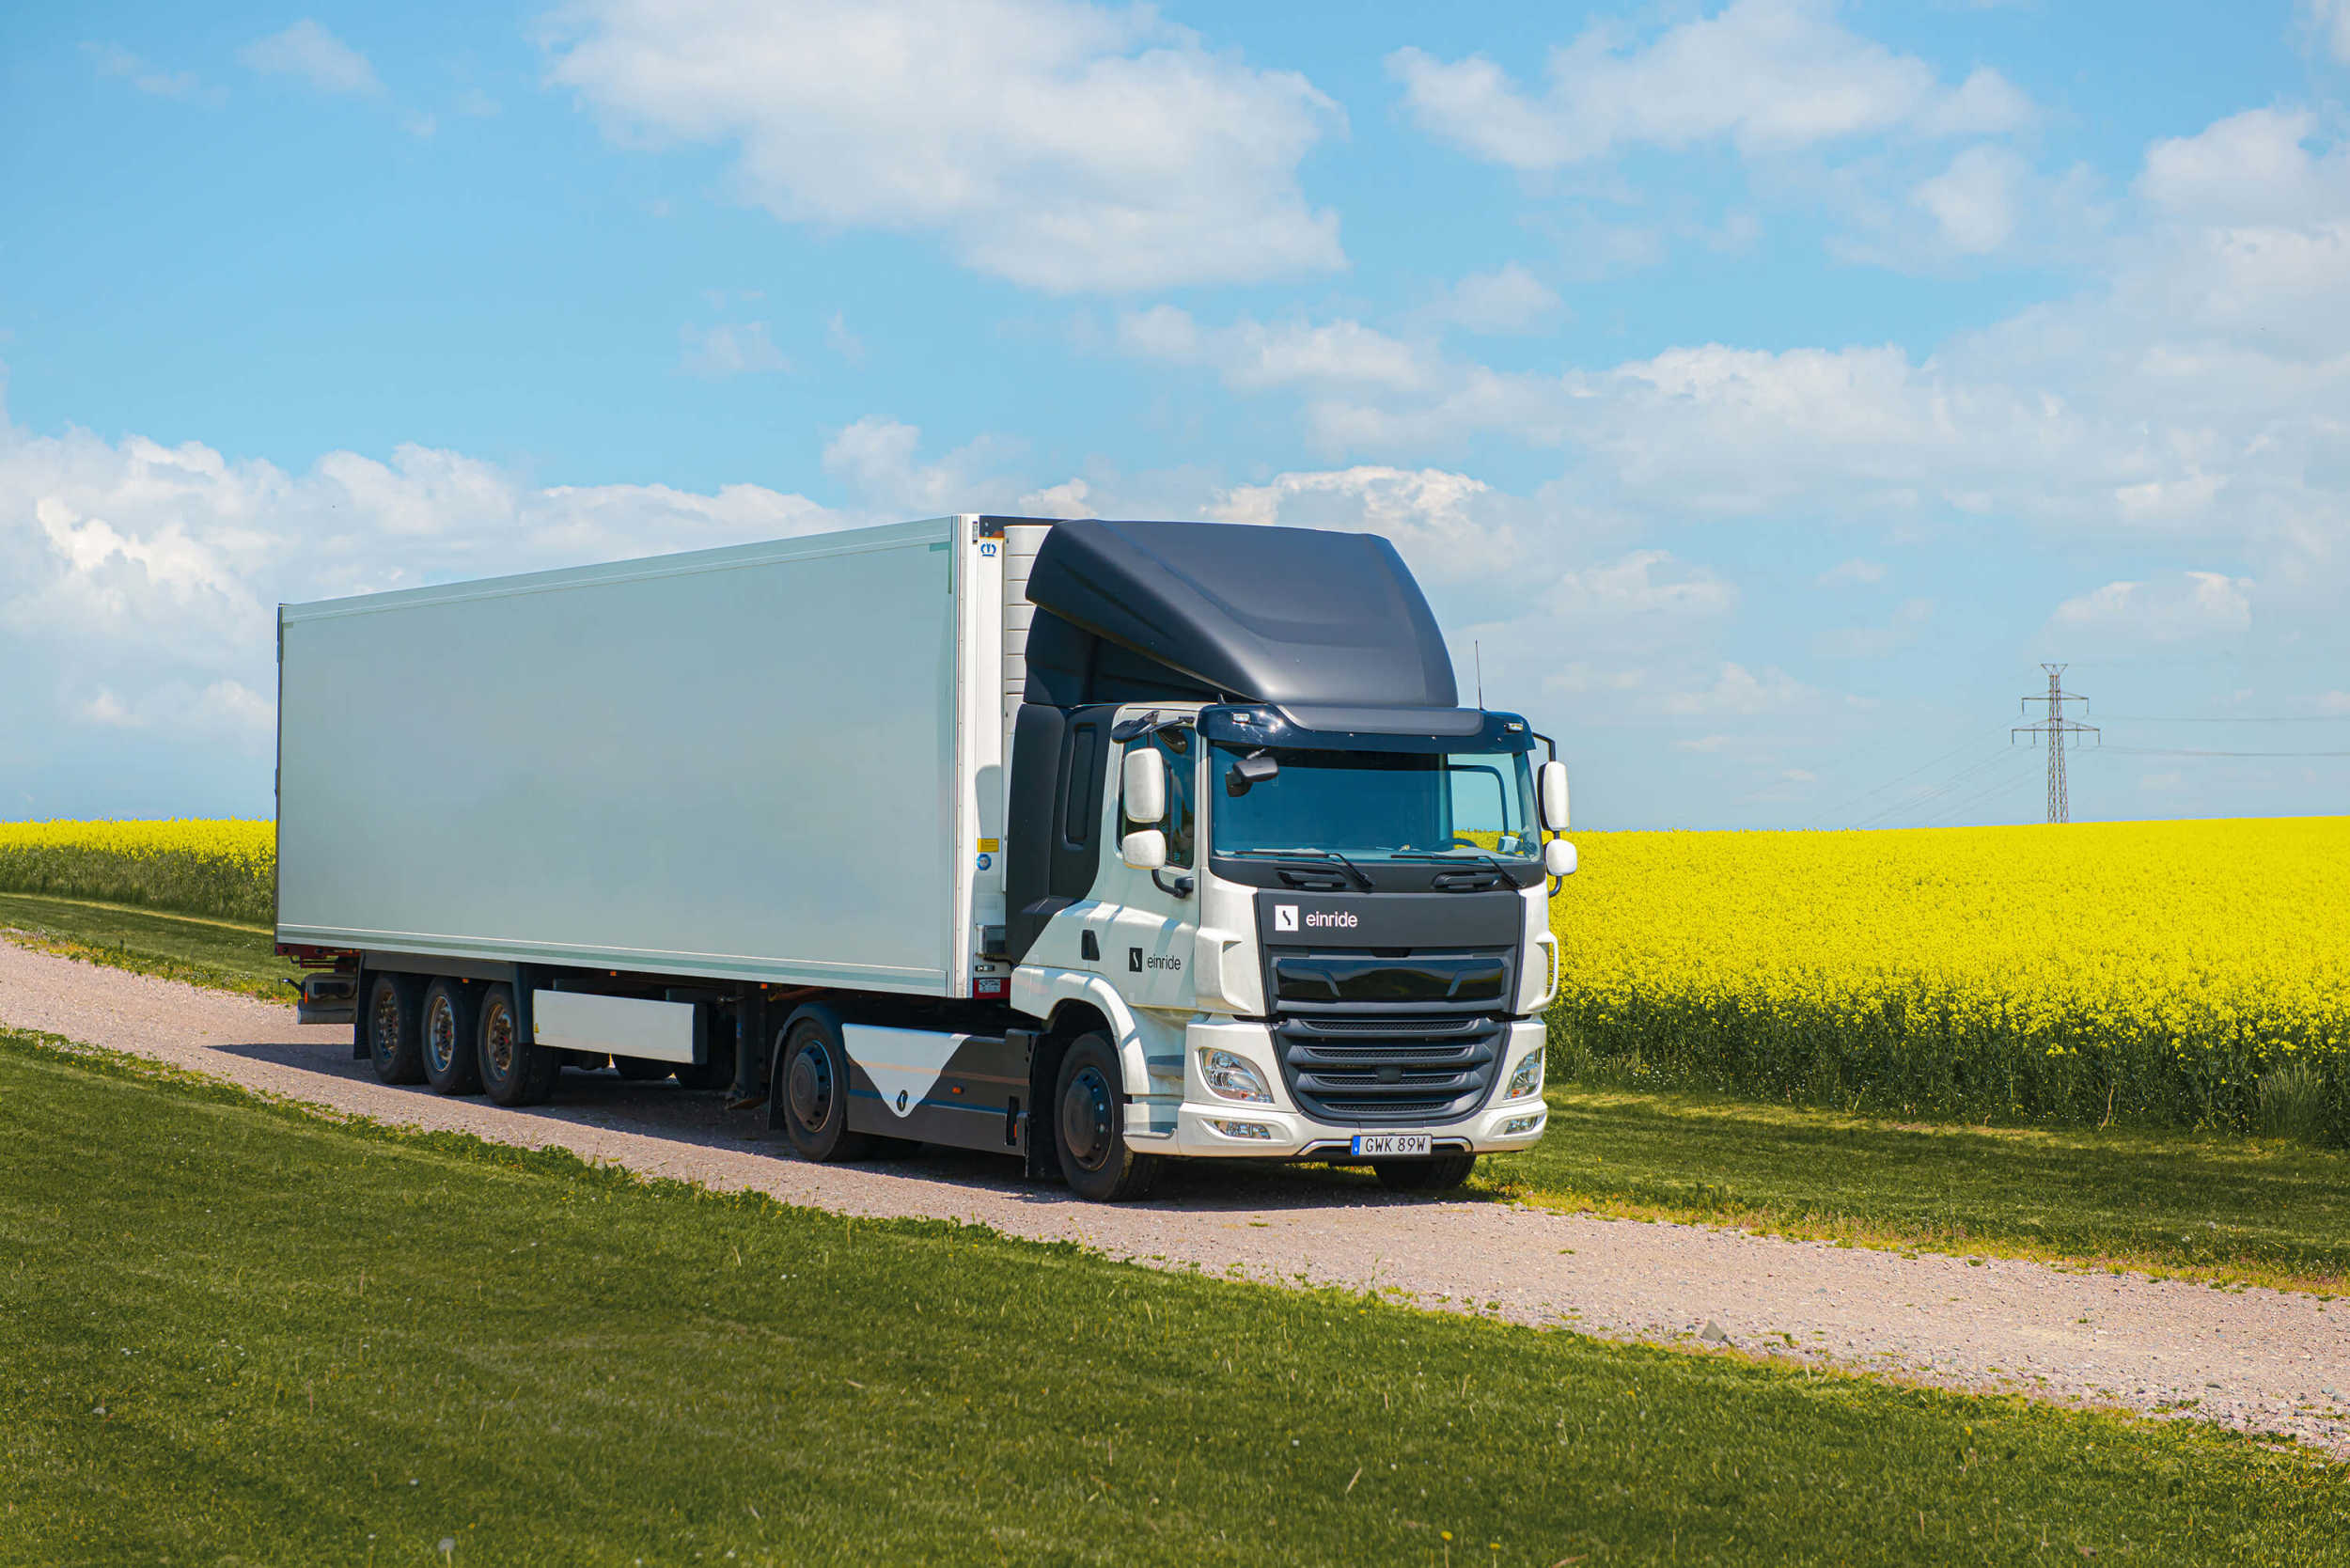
[2012,663,2098,823]
[1474,640,1484,709]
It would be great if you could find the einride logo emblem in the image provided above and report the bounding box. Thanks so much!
[1274,903,1298,932]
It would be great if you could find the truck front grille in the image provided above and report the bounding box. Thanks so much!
[1273,1015,1503,1125]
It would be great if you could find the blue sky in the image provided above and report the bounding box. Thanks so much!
[5,0,2348,828]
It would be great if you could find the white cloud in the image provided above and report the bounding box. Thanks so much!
[1205,465,1512,573]
[824,311,866,366]
[2046,572,2254,645]
[542,0,1345,292]
[1434,263,1562,335]
[238,20,383,97]
[680,321,789,377]
[2302,0,2350,65]
[1816,596,1934,659]
[1913,144,2025,254]
[1548,550,1737,619]
[1014,478,1095,517]
[84,43,221,105]
[1816,557,1887,587]
[1674,733,1734,752]
[820,416,1023,512]
[1663,662,1816,715]
[0,412,849,755]
[1388,0,2029,170]
[2138,109,2349,227]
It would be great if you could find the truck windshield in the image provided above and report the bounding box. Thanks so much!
[1211,745,1542,862]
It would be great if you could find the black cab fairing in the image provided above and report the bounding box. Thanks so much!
[1202,705,1546,893]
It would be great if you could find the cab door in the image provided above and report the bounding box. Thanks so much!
[1084,721,1200,1011]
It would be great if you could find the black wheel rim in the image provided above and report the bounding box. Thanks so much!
[483,999,515,1080]
[787,1041,832,1133]
[1060,1065,1114,1172]
[371,986,401,1062]
[425,996,456,1074]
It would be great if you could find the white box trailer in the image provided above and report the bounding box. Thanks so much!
[278,514,1575,1200]
[279,516,1004,997]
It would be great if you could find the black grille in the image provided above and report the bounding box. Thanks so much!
[1275,1015,1503,1125]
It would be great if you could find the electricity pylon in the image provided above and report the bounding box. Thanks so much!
[2013,663,2097,823]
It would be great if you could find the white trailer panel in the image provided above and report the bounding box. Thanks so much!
[532,990,699,1065]
[277,517,977,995]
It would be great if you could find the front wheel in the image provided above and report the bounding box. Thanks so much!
[1372,1152,1478,1193]
[1053,1033,1160,1203]
[776,1012,868,1164]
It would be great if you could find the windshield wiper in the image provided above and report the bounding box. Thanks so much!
[1389,848,1511,873]
[1221,846,1374,891]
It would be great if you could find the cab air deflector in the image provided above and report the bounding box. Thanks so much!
[1022,518,1457,709]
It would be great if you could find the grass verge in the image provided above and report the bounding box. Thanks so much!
[3,1027,2346,1567]
[0,889,298,1001]
[1480,1084,2350,1294]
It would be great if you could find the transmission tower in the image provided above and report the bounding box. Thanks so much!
[2012,663,2098,823]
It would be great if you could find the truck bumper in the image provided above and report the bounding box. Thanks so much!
[1148,1017,1549,1160]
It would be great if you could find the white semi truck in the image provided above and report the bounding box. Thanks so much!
[276,514,1575,1200]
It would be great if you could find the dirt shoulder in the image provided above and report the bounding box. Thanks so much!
[4,936,2343,1457]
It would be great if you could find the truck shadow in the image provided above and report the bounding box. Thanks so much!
[204,1037,1480,1214]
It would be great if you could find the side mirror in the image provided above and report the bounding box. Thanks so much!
[1120,829,1168,871]
[1122,746,1167,824]
[1537,760,1570,831]
[1543,838,1577,878]
[1225,751,1278,796]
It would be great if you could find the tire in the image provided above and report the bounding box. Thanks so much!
[1053,1032,1160,1203]
[420,979,483,1096]
[776,1011,869,1163]
[477,982,558,1107]
[613,1057,674,1083]
[363,973,426,1086]
[1372,1152,1478,1193]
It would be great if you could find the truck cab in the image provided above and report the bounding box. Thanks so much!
[995,519,1574,1199]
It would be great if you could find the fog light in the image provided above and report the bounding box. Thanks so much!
[1500,1112,1544,1137]
[1208,1118,1276,1140]
[1200,1047,1273,1104]
[1506,1047,1544,1100]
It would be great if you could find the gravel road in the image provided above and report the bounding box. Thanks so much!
[4,937,2344,1456]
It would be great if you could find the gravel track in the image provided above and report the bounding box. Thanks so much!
[4,937,2344,1456]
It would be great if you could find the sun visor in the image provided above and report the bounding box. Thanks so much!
[1022,519,1457,709]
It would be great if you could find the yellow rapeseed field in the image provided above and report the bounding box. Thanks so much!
[1547,816,2348,1139]
[0,818,275,926]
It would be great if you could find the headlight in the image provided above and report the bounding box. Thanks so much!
[1506,1047,1544,1100]
[1208,1118,1276,1140]
[1200,1047,1273,1104]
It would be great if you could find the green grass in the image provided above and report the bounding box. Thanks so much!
[1480,1085,2350,1294]
[8,899,2346,1296]
[0,890,299,1000]
[2,1030,2346,1567]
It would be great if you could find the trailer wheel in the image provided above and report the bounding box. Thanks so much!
[420,979,484,1096]
[1053,1033,1160,1203]
[613,1057,674,1083]
[477,982,557,1106]
[1372,1152,1477,1193]
[364,973,426,1086]
[776,1013,869,1163]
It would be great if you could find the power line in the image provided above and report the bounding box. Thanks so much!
[1851,743,2019,828]
[2098,745,2350,759]
[2099,714,2350,723]
[1805,736,1989,827]
[2012,664,2097,824]
[1919,756,2041,828]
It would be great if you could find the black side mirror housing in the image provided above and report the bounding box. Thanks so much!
[1225,751,1279,796]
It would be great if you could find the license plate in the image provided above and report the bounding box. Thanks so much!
[1352,1133,1431,1157]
